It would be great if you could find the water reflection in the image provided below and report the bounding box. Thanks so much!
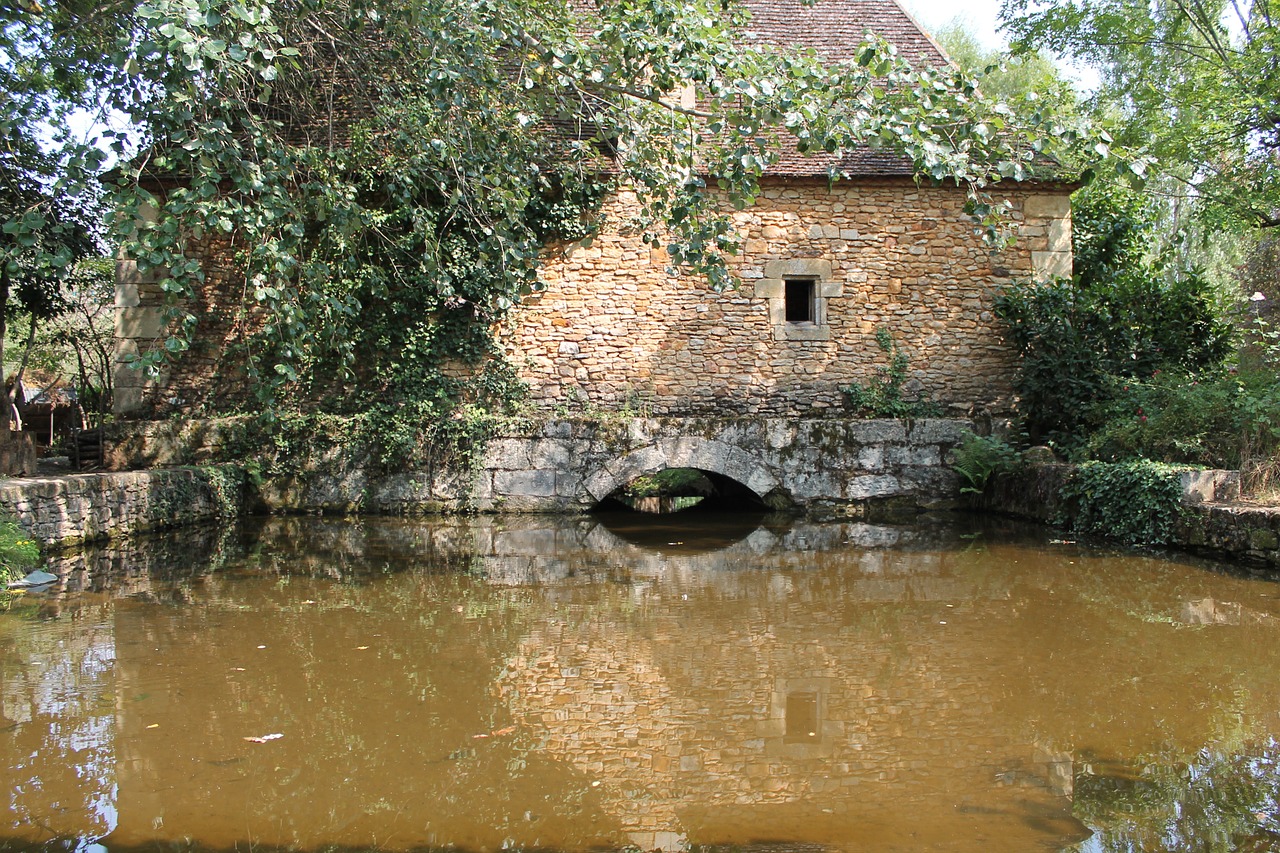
[1,514,1279,851]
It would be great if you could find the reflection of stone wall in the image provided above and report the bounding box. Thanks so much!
[495,544,1071,850]
[39,522,243,597]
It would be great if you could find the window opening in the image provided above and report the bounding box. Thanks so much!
[784,278,817,323]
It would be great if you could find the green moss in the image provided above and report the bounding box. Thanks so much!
[1248,528,1279,551]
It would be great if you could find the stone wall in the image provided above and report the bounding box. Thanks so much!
[115,219,255,416]
[113,177,1072,420]
[0,466,247,549]
[506,178,1072,417]
[983,464,1280,568]
[248,416,971,517]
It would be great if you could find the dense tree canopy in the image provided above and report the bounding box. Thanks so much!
[1002,0,1280,231]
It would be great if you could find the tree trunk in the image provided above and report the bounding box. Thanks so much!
[0,265,9,433]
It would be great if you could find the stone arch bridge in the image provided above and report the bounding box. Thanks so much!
[251,416,973,517]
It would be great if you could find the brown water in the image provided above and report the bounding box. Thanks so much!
[3,512,1280,852]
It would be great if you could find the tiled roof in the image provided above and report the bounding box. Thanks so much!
[737,0,949,177]
[741,0,948,67]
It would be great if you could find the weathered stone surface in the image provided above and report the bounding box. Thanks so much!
[108,415,974,517]
[504,181,1071,419]
[0,466,246,548]
[494,468,558,498]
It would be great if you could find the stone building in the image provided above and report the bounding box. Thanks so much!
[113,0,1074,420]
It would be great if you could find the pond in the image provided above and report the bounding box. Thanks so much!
[3,511,1280,852]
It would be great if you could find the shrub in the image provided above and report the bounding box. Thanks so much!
[1081,367,1280,495]
[1082,371,1247,467]
[843,327,938,418]
[995,273,1233,447]
[1057,460,1184,545]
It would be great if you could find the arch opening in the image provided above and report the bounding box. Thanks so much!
[594,466,769,515]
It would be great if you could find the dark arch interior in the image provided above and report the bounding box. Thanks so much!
[594,467,769,515]
[592,467,778,553]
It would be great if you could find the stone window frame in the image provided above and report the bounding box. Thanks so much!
[753,258,841,341]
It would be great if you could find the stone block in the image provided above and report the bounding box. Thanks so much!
[789,470,843,500]
[753,279,783,299]
[115,262,142,307]
[843,420,908,444]
[857,446,884,471]
[526,439,574,468]
[554,471,585,498]
[541,420,574,439]
[1032,250,1072,280]
[1023,193,1071,219]
[483,439,530,470]
[885,445,941,466]
[778,323,831,341]
[908,419,969,444]
[763,258,833,279]
[1178,469,1240,504]
[494,469,557,498]
[846,474,902,499]
[765,420,797,450]
[116,306,166,340]
[1047,217,1072,253]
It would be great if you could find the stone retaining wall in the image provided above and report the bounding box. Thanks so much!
[983,464,1280,568]
[0,466,247,549]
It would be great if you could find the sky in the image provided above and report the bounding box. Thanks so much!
[899,0,1102,91]
[900,0,1010,50]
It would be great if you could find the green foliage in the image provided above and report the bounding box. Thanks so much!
[1081,367,1280,494]
[12,0,1115,408]
[1057,459,1184,545]
[952,432,1022,494]
[1070,179,1156,290]
[996,273,1234,445]
[843,327,938,419]
[1003,0,1280,232]
[623,468,709,499]
[0,516,40,584]
[934,22,1080,116]
[995,178,1235,447]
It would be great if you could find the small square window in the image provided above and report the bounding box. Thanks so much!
[784,278,816,323]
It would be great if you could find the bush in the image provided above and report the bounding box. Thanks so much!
[1083,371,1248,467]
[1080,367,1280,495]
[995,272,1233,447]
[1057,460,1184,545]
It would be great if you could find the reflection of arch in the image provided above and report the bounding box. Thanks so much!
[582,438,780,503]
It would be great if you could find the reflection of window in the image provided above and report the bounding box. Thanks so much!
[784,278,816,323]
[785,692,820,743]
